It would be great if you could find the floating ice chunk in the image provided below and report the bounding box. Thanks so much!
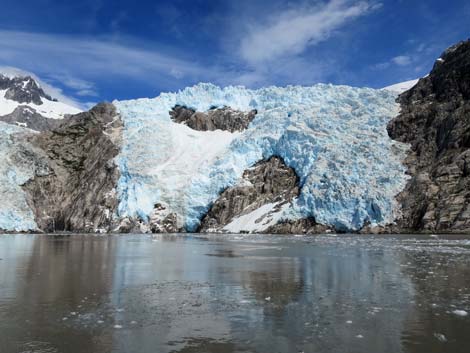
[452,310,468,317]
[434,333,447,342]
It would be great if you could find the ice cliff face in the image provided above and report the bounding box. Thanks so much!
[0,123,40,231]
[114,83,409,232]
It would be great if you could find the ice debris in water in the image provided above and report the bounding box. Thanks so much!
[452,309,468,317]
[434,333,447,342]
[113,83,409,232]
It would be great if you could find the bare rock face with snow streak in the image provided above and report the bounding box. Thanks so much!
[388,40,470,233]
[199,156,300,232]
[170,105,257,132]
[0,75,54,105]
[0,106,67,131]
[22,103,123,232]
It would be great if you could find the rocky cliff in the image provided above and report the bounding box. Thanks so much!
[170,105,257,132]
[22,103,122,232]
[199,156,300,233]
[388,40,470,233]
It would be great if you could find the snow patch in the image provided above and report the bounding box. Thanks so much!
[382,79,419,94]
[223,202,291,233]
[0,89,81,119]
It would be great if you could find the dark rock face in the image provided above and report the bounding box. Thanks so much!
[0,75,53,105]
[115,203,184,234]
[170,105,257,132]
[0,106,66,131]
[22,103,123,233]
[263,218,333,235]
[199,156,300,232]
[388,40,470,232]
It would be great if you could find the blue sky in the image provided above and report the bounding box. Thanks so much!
[0,0,468,107]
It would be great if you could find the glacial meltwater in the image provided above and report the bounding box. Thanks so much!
[1,234,470,353]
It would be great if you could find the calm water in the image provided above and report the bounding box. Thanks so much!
[1,234,470,353]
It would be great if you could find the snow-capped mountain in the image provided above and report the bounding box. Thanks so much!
[0,72,81,129]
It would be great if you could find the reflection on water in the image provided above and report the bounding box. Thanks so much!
[0,234,469,353]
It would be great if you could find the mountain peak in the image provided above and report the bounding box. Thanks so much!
[0,74,55,105]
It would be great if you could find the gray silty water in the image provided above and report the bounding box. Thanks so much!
[0,233,469,353]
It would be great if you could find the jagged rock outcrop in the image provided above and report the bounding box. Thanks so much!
[263,218,335,234]
[0,75,54,105]
[263,218,333,234]
[115,203,184,234]
[21,103,122,232]
[388,40,470,233]
[170,105,257,132]
[0,106,66,131]
[199,156,300,232]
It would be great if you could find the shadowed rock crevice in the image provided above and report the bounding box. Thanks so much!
[170,105,257,132]
[21,103,123,232]
[388,40,470,233]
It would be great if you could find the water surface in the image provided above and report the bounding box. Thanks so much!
[1,233,470,353]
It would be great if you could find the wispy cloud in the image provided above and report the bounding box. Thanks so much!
[44,73,99,97]
[239,0,380,66]
[391,55,412,66]
[0,29,220,101]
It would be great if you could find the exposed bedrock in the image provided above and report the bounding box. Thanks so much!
[115,203,184,234]
[263,218,333,235]
[21,103,123,232]
[170,105,257,132]
[388,40,470,233]
[0,74,54,105]
[199,156,328,233]
[199,156,331,233]
[0,106,67,131]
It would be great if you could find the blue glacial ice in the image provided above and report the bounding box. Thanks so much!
[0,123,38,232]
[114,83,410,231]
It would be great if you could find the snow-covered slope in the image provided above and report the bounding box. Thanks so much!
[115,83,410,232]
[0,73,81,120]
[383,79,419,94]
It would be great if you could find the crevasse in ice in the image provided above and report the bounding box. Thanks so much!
[114,83,409,231]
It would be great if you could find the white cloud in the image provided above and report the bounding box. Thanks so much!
[0,30,220,99]
[239,0,379,65]
[391,55,412,66]
[45,73,99,97]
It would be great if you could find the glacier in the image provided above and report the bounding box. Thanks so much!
[114,83,410,232]
[0,122,39,231]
